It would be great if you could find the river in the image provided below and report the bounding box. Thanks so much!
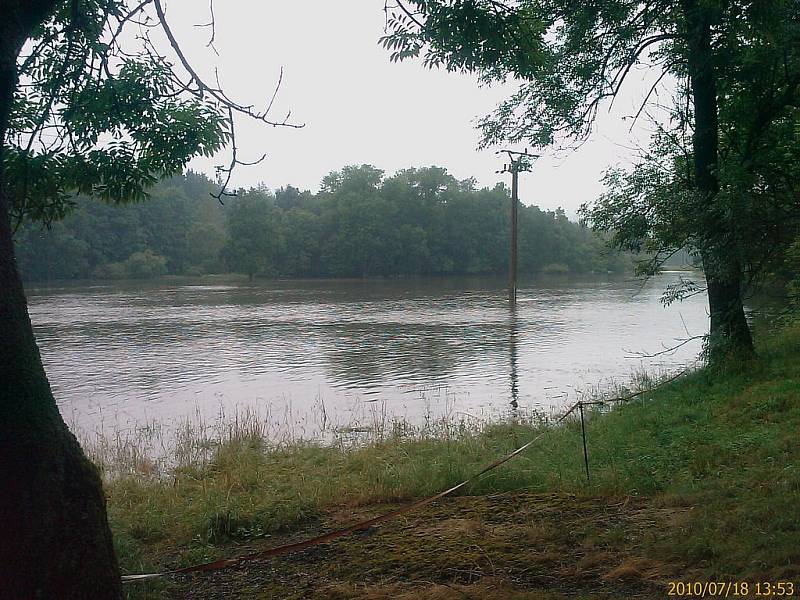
[26,273,708,442]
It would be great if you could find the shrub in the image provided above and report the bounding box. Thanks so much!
[124,250,168,279]
[541,262,570,274]
[92,261,126,279]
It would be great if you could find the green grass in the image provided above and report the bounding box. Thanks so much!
[106,322,800,596]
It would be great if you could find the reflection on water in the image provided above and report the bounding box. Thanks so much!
[509,306,520,410]
[26,274,709,437]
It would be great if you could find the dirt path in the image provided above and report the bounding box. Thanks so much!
[145,491,688,599]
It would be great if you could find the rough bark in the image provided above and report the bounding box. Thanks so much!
[682,0,755,362]
[0,2,122,597]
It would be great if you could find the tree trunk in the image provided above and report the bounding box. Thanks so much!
[705,273,754,355]
[682,0,754,362]
[0,4,122,597]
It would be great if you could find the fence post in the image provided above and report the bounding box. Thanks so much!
[579,401,590,485]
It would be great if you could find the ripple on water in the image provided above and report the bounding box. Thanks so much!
[28,274,708,438]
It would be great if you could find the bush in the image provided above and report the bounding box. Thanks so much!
[541,262,570,274]
[92,261,126,279]
[123,250,168,279]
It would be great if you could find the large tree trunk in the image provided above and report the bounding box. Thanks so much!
[682,0,755,363]
[0,4,122,598]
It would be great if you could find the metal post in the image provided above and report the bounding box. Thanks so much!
[579,401,590,485]
[509,167,518,306]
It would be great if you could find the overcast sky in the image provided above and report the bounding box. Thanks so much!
[163,1,666,217]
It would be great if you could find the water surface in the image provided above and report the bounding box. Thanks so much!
[27,274,709,439]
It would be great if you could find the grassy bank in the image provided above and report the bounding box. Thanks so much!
[109,323,800,599]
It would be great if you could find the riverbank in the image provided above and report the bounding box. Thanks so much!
[26,269,654,288]
[114,322,800,599]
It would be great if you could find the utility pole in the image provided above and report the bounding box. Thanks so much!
[497,149,538,306]
[510,167,519,305]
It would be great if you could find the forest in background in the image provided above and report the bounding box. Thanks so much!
[14,165,630,282]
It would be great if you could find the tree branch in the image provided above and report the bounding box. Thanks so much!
[152,0,302,129]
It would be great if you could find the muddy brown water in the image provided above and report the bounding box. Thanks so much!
[26,273,708,441]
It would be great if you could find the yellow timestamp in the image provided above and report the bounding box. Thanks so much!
[667,581,796,597]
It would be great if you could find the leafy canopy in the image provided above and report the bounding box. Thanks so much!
[383,0,683,148]
[7,0,295,228]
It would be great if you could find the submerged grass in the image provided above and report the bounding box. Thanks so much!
[104,322,800,598]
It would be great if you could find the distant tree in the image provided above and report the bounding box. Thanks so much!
[138,182,197,274]
[15,224,89,281]
[275,184,302,209]
[13,173,226,279]
[395,224,432,274]
[185,220,227,275]
[223,191,283,280]
[280,207,322,276]
[123,249,167,278]
[0,1,296,596]
[319,165,389,277]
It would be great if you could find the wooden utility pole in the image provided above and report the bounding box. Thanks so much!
[510,167,519,305]
[498,149,538,306]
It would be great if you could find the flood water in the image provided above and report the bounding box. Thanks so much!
[27,274,709,440]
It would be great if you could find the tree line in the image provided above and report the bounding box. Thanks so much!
[15,166,629,282]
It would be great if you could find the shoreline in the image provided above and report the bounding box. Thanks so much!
[23,269,705,290]
[110,322,800,598]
